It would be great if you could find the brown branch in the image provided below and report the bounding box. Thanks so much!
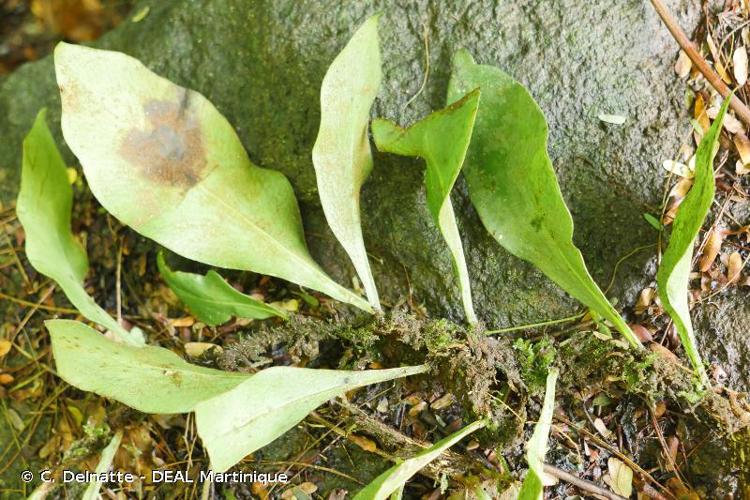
[543,464,628,500]
[649,0,750,126]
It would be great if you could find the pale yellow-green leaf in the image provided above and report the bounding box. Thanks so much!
[16,110,142,346]
[312,15,381,310]
[54,42,370,312]
[607,457,633,498]
[82,430,123,500]
[195,364,429,472]
[518,369,558,500]
[353,419,485,500]
[47,319,246,413]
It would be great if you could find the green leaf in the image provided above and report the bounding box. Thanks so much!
[54,43,371,313]
[16,110,143,346]
[195,364,429,472]
[157,252,287,326]
[447,50,639,347]
[82,430,122,500]
[656,96,729,384]
[643,213,663,231]
[518,368,558,500]
[372,90,480,324]
[312,14,381,311]
[353,419,485,500]
[47,319,246,413]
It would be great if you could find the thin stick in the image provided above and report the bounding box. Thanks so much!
[555,414,676,499]
[543,464,627,500]
[0,291,77,314]
[485,312,585,335]
[649,0,750,125]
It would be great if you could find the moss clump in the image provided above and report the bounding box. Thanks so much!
[513,336,556,392]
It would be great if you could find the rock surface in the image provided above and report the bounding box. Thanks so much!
[0,0,700,327]
[696,289,750,392]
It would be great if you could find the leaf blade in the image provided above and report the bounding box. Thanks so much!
[54,43,370,312]
[353,419,485,500]
[372,89,480,324]
[82,430,123,500]
[656,96,729,383]
[447,50,638,346]
[47,319,247,413]
[16,110,142,346]
[195,364,428,472]
[157,252,287,325]
[313,14,382,311]
[518,368,558,500]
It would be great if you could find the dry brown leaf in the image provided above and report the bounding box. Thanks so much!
[735,133,750,163]
[629,324,653,343]
[650,342,679,363]
[708,106,744,133]
[431,393,456,410]
[606,457,634,498]
[0,340,11,358]
[408,401,427,417]
[737,159,750,175]
[170,316,194,328]
[708,36,732,84]
[699,228,727,271]
[662,159,693,178]
[0,373,14,385]
[694,94,711,134]
[635,287,655,315]
[669,178,694,199]
[734,45,749,86]
[348,433,378,452]
[184,342,222,357]
[593,417,613,440]
[675,50,692,78]
[727,251,743,283]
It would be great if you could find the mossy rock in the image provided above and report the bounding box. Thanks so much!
[0,0,699,326]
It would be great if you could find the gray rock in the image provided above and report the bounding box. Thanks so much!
[696,289,750,392]
[0,0,699,327]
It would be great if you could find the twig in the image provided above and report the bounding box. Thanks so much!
[0,291,77,314]
[543,464,627,500]
[555,414,676,499]
[649,0,750,125]
[485,312,585,335]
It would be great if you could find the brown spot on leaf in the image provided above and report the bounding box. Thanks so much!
[120,91,207,188]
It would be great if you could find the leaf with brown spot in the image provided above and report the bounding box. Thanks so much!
[54,43,370,312]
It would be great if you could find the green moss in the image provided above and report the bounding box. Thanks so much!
[513,336,556,391]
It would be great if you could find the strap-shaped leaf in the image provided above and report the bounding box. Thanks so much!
[372,90,480,324]
[48,319,427,473]
[48,320,246,413]
[54,43,370,313]
[195,364,429,472]
[518,368,558,500]
[448,50,639,347]
[157,252,287,325]
[17,110,142,346]
[354,419,485,500]
[82,430,123,500]
[312,15,381,311]
[656,97,729,384]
